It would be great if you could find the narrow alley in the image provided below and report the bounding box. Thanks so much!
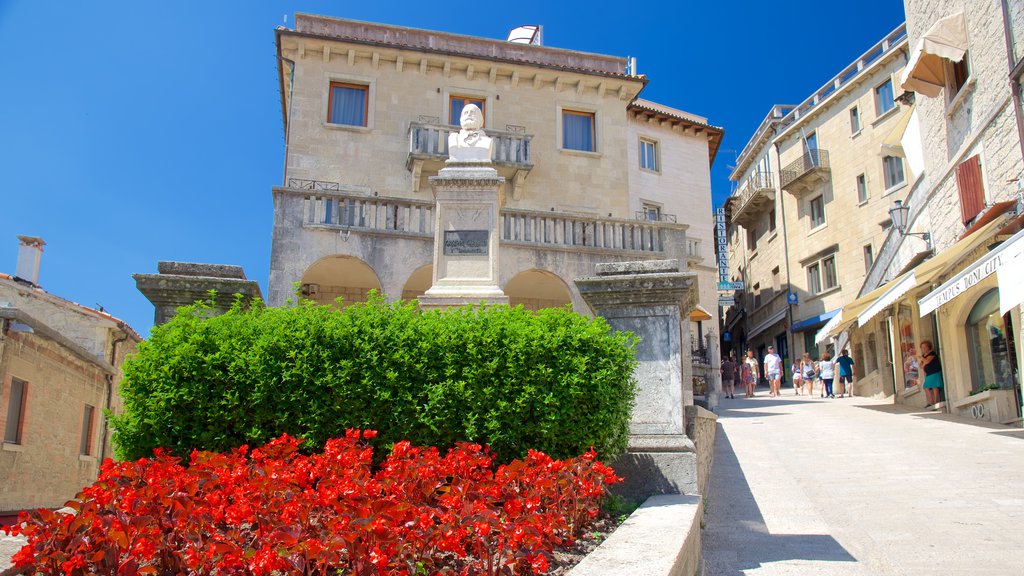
[702,394,1024,575]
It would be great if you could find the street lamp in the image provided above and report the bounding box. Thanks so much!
[889,200,931,245]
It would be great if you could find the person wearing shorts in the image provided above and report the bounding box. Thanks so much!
[800,353,816,396]
[836,349,855,398]
[742,349,759,398]
[921,340,943,408]
[818,352,836,398]
[763,346,783,398]
[721,353,737,399]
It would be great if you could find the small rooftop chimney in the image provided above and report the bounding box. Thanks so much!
[15,235,45,286]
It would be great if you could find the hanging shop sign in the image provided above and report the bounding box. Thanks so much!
[715,207,729,282]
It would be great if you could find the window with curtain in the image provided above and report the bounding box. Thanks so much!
[810,195,825,228]
[449,96,486,126]
[4,377,27,444]
[822,255,838,290]
[562,110,595,152]
[328,82,368,126]
[807,262,822,295]
[875,79,895,116]
[883,155,905,190]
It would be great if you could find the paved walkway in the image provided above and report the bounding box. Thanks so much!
[701,391,1024,575]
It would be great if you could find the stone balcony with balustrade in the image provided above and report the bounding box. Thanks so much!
[406,119,533,197]
[281,181,698,262]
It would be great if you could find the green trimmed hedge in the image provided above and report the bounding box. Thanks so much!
[111,297,637,463]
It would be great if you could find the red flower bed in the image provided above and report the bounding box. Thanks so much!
[3,431,621,575]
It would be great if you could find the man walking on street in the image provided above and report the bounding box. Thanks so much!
[764,346,783,398]
[836,349,855,398]
[721,352,737,399]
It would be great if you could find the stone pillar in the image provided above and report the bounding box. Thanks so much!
[134,262,264,327]
[419,163,509,309]
[575,260,701,501]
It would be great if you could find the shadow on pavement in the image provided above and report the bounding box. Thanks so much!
[854,402,1024,437]
[701,424,856,574]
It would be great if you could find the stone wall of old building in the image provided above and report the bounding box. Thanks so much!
[0,330,110,511]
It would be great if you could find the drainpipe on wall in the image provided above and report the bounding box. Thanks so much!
[1000,0,1024,167]
[773,140,796,369]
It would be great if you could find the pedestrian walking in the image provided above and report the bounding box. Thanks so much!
[742,349,759,398]
[791,359,803,395]
[800,352,816,396]
[721,352,737,399]
[763,346,783,398]
[818,352,836,398]
[920,340,944,408]
[835,348,855,398]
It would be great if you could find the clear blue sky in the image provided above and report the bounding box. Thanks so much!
[0,0,906,337]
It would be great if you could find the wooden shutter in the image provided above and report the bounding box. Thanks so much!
[956,155,985,225]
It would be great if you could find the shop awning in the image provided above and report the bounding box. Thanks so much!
[879,105,915,158]
[920,226,1024,316]
[748,307,787,339]
[913,216,1007,293]
[790,309,839,333]
[816,272,914,342]
[814,310,845,344]
[857,272,918,326]
[900,12,968,97]
[689,304,713,322]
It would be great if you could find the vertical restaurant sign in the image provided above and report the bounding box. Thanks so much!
[715,207,728,282]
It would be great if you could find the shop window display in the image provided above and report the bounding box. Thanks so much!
[966,289,1014,392]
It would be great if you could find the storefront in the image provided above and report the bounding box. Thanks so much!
[820,212,1024,424]
[917,223,1024,425]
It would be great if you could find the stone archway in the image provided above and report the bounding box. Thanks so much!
[402,265,433,301]
[300,255,382,308]
[504,269,572,311]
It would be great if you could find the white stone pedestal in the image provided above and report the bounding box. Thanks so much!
[419,163,509,310]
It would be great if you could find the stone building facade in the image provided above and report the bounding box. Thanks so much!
[269,15,722,372]
[722,25,914,377]
[816,0,1024,424]
[0,238,140,512]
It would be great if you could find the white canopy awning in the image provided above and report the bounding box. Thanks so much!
[857,272,918,326]
[814,311,843,344]
[900,12,968,97]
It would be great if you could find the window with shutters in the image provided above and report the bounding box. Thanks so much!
[956,155,985,225]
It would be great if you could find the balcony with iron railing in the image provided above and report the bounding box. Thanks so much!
[780,149,830,195]
[730,171,776,229]
[407,119,534,196]
[281,184,688,257]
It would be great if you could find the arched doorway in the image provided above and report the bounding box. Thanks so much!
[504,269,572,311]
[300,256,382,308]
[402,265,433,301]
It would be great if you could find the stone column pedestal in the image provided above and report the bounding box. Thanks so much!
[419,163,509,309]
[575,259,700,501]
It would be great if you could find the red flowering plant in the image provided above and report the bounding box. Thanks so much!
[3,430,622,575]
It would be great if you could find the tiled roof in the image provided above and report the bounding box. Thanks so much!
[629,100,725,166]
[283,15,646,81]
[0,273,142,342]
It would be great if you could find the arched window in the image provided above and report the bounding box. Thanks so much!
[966,289,1013,392]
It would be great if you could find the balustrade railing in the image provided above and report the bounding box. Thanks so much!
[780,149,830,189]
[302,192,435,236]
[292,189,685,254]
[408,122,533,167]
[500,209,670,252]
[735,172,774,208]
